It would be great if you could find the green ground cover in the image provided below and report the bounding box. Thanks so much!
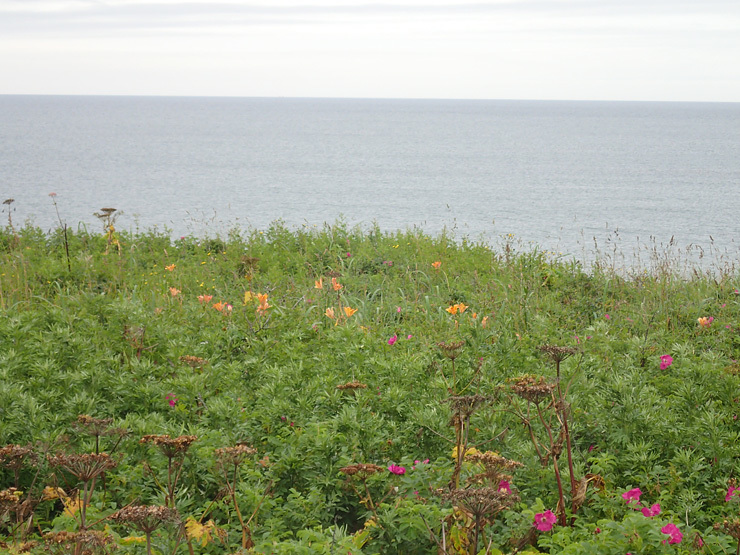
[1,217,740,554]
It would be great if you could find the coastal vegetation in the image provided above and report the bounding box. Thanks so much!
[1,212,740,554]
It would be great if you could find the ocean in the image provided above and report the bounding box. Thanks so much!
[1,95,739,269]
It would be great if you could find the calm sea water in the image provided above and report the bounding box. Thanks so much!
[1,95,739,268]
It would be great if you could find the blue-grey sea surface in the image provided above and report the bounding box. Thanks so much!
[1,96,739,268]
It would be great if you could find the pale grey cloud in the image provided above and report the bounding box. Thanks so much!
[0,0,738,100]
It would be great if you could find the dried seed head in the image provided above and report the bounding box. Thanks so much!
[75,415,114,437]
[47,453,117,482]
[443,487,518,519]
[508,375,555,404]
[215,444,257,468]
[0,488,22,510]
[538,344,577,364]
[0,444,37,469]
[336,381,368,391]
[442,395,489,419]
[140,435,197,458]
[111,504,179,534]
[44,530,117,554]
[339,463,385,477]
[465,451,523,486]
[437,341,465,360]
[715,519,740,540]
[179,355,209,368]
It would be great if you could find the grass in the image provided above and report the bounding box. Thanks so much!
[1,218,740,554]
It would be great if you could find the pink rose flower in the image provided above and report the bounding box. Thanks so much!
[622,488,642,504]
[534,510,557,532]
[388,464,405,475]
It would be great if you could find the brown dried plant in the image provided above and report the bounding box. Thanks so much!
[44,529,118,555]
[214,444,265,550]
[111,505,179,555]
[47,453,118,530]
[140,435,197,508]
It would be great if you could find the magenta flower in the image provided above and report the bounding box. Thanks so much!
[622,488,642,504]
[659,354,673,370]
[726,485,740,502]
[604,314,611,320]
[388,334,398,346]
[165,393,178,407]
[388,464,405,475]
[661,523,683,544]
[498,479,512,494]
[641,503,661,517]
[534,510,557,532]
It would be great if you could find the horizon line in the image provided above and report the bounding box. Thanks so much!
[1,93,739,105]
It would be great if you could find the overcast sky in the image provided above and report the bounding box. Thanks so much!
[1,0,739,101]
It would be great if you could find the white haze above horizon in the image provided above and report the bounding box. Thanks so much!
[1,0,739,102]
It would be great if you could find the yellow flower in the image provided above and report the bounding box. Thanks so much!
[331,277,342,291]
[343,306,358,318]
[697,316,714,328]
[165,264,176,271]
[432,261,442,270]
[244,291,255,303]
[314,278,323,289]
[325,307,335,319]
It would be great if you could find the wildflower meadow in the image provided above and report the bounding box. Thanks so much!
[2,213,740,554]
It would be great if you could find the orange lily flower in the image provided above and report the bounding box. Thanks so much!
[169,287,181,296]
[432,261,442,270]
[314,278,323,289]
[165,264,176,271]
[325,307,335,319]
[198,294,213,303]
[331,277,342,291]
[446,305,459,315]
[256,293,270,315]
[457,303,468,314]
[481,316,489,328]
[343,306,358,318]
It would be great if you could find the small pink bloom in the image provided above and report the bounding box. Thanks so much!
[661,523,683,544]
[534,510,557,532]
[407,334,413,340]
[588,444,596,452]
[165,393,178,407]
[346,252,351,257]
[622,488,642,504]
[388,464,405,475]
[659,354,673,370]
[726,485,740,502]
[48,192,57,198]
[396,306,401,313]
[498,479,512,494]
[604,314,611,320]
[641,503,661,517]
[388,334,398,346]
